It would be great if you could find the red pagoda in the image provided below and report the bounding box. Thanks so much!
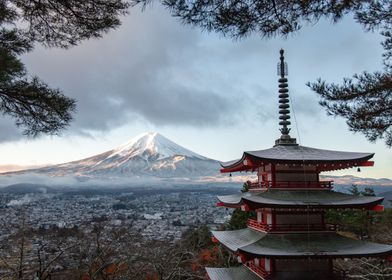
[206,50,392,280]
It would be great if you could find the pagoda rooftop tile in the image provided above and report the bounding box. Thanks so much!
[212,228,392,258]
[217,190,383,209]
[205,266,261,280]
[211,228,265,251]
[217,193,251,206]
[221,145,373,171]
[240,231,392,258]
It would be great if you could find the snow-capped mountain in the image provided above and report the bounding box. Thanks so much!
[22,132,221,178]
[109,132,207,161]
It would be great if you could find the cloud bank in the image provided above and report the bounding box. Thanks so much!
[0,5,243,142]
[1,5,379,144]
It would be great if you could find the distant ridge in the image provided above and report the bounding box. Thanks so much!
[321,174,392,187]
[6,132,220,179]
[2,133,392,188]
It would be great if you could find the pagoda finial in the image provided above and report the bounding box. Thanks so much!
[275,49,297,146]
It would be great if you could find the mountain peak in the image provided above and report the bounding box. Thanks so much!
[5,132,219,179]
[110,132,206,161]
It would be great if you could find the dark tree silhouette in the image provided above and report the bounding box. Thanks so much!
[131,0,392,146]
[152,0,363,38]
[0,0,129,136]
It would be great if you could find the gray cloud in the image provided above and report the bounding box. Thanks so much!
[1,5,240,141]
[0,117,24,142]
[1,6,377,143]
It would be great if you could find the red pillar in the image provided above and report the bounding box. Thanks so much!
[271,164,276,188]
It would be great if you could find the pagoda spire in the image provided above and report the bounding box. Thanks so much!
[275,49,297,146]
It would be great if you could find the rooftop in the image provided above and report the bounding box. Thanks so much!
[217,189,384,209]
[212,228,392,258]
[205,266,261,280]
[221,145,374,173]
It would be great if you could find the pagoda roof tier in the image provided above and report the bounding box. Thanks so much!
[211,228,266,251]
[206,266,343,280]
[212,228,392,259]
[220,145,374,173]
[217,189,383,209]
[205,267,261,280]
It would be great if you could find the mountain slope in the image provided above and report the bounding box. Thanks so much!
[4,133,392,186]
[28,132,220,178]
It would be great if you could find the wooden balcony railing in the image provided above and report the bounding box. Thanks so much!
[246,262,270,278]
[247,219,337,232]
[247,219,270,232]
[249,182,265,189]
[249,180,333,190]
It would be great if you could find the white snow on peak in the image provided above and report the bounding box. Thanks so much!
[19,131,220,178]
[110,132,207,160]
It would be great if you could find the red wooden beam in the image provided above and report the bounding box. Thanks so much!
[216,202,240,209]
[271,164,276,188]
[220,156,267,173]
[243,156,257,167]
[220,165,250,173]
[371,205,384,212]
[357,161,374,167]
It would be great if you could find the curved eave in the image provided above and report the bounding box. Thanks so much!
[205,267,261,280]
[238,232,392,259]
[217,194,246,208]
[243,194,384,210]
[244,152,374,165]
[211,228,265,252]
[218,191,384,210]
[220,145,374,173]
[245,145,374,163]
[220,156,249,173]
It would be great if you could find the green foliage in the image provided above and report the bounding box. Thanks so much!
[241,181,251,193]
[308,71,392,147]
[362,187,376,197]
[2,1,130,48]
[325,208,371,236]
[226,180,256,229]
[326,207,392,239]
[349,185,375,197]
[0,0,129,136]
[326,187,377,236]
[349,185,361,196]
[0,25,76,136]
[151,0,364,38]
[378,208,392,226]
[227,209,256,230]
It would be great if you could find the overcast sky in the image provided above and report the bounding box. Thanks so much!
[0,4,390,179]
